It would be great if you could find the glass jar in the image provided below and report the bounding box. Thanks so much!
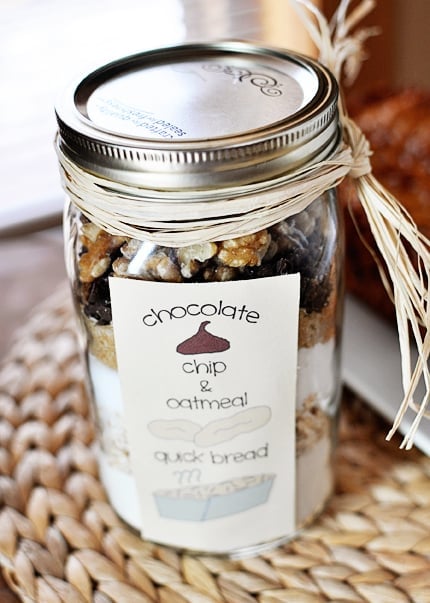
[57,41,343,556]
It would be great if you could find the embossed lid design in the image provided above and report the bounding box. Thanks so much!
[55,40,340,188]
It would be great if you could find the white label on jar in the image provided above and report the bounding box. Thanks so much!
[109,274,300,552]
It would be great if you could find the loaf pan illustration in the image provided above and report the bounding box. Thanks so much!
[153,473,275,521]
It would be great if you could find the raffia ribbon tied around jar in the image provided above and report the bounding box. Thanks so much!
[57,0,430,448]
[290,0,430,449]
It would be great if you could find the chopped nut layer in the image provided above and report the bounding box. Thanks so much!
[217,231,271,267]
[79,227,127,283]
[177,242,218,278]
[74,197,338,337]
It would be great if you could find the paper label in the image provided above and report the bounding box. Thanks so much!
[109,274,300,552]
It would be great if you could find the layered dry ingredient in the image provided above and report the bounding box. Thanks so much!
[69,192,339,531]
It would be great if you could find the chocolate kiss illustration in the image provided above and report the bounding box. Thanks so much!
[176,321,230,355]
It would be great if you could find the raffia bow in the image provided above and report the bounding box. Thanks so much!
[290,0,430,448]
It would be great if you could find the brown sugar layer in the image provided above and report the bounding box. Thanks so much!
[84,315,117,370]
[298,287,337,348]
[298,262,337,349]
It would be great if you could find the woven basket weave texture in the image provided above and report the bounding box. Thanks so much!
[0,286,429,602]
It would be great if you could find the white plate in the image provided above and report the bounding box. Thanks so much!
[342,294,430,454]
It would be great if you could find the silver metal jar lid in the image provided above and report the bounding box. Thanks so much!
[55,40,340,189]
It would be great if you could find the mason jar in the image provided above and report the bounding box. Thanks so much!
[56,41,343,556]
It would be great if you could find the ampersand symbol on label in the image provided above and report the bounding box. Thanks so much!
[200,380,212,392]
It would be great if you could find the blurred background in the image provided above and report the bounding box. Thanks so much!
[0,2,429,598]
[0,0,429,354]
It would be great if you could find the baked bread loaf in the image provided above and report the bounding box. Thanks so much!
[340,88,430,322]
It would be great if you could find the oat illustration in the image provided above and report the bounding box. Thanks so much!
[148,406,271,446]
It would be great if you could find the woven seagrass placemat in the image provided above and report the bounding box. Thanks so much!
[0,285,429,603]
